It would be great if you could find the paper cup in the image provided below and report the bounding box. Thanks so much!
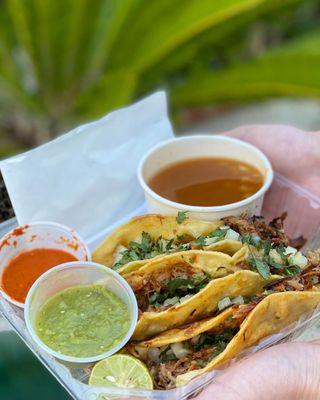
[138,135,273,220]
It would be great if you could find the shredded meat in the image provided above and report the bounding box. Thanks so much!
[290,235,307,250]
[130,263,197,292]
[222,213,305,249]
[133,263,199,312]
[222,213,289,246]
[231,296,266,322]
[150,347,215,389]
[263,268,320,292]
[303,250,320,273]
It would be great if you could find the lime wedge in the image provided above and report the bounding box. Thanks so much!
[89,354,153,390]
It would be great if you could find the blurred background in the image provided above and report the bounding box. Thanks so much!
[0,0,320,398]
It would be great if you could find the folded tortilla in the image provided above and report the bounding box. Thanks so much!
[125,252,276,340]
[129,291,320,389]
[92,214,244,274]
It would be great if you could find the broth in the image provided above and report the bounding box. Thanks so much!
[148,157,264,207]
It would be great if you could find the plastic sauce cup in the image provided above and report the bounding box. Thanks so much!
[138,135,273,220]
[24,261,138,363]
[0,221,91,308]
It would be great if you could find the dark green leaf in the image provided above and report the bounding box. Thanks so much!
[263,239,272,256]
[159,346,177,362]
[195,236,206,247]
[248,254,271,280]
[176,211,188,224]
[268,257,285,270]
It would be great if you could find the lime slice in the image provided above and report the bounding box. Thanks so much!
[89,354,153,390]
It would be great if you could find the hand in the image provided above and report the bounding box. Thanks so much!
[226,124,320,196]
[198,340,320,400]
[200,125,320,400]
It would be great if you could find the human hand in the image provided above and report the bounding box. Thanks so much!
[225,125,320,240]
[225,124,320,197]
[198,340,320,400]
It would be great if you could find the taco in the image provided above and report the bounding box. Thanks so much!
[124,251,277,340]
[128,270,320,389]
[93,213,293,274]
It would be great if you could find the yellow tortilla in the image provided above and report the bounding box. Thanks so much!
[92,214,244,274]
[126,254,277,340]
[131,291,320,387]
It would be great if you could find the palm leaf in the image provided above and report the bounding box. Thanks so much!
[172,30,320,107]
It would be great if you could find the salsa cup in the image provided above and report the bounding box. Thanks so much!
[138,135,273,219]
[0,221,91,308]
[24,261,138,363]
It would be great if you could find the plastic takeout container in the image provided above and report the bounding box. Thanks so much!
[25,261,138,363]
[0,173,320,400]
[0,222,91,308]
[138,135,273,219]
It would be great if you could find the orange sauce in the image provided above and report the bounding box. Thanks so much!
[1,248,78,303]
[148,157,264,207]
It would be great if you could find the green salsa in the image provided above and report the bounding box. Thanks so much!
[35,285,131,358]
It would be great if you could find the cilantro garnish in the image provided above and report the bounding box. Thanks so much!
[113,232,182,269]
[195,226,229,248]
[248,254,271,280]
[159,347,177,362]
[176,211,188,224]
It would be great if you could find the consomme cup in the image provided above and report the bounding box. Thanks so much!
[138,134,273,220]
[25,262,138,363]
[0,221,91,308]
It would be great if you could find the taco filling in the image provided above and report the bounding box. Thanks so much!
[113,232,193,270]
[134,259,320,390]
[148,329,238,389]
[132,265,212,313]
[112,213,303,271]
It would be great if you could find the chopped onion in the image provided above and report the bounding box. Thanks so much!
[310,276,319,285]
[269,249,284,265]
[113,245,128,263]
[163,297,179,307]
[171,343,190,359]
[218,297,232,311]
[284,246,297,256]
[179,294,193,304]
[190,335,201,345]
[289,251,308,268]
[232,295,245,305]
[148,348,161,362]
[224,229,240,242]
[204,236,219,246]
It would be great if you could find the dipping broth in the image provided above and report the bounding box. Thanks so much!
[148,157,264,207]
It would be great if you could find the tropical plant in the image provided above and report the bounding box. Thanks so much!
[0,0,319,153]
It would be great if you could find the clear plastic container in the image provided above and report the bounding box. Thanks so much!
[0,173,320,400]
[0,221,91,308]
[24,262,138,364]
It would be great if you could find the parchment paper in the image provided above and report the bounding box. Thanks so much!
[0,92,174,239]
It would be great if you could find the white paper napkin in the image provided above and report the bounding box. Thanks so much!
[1,92,174,239]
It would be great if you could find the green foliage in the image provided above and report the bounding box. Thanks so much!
[0,0,319,150]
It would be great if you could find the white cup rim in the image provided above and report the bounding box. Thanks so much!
[137,134,274,212]
[24,261,138,363]
[0,221,91,308]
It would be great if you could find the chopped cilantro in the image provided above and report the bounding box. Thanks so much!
[159,346,177,362]
[263,239,272,256]
[195,226,230,248]
[176,211,188,224]
[113,232,188,269]
[248,254,271,280]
